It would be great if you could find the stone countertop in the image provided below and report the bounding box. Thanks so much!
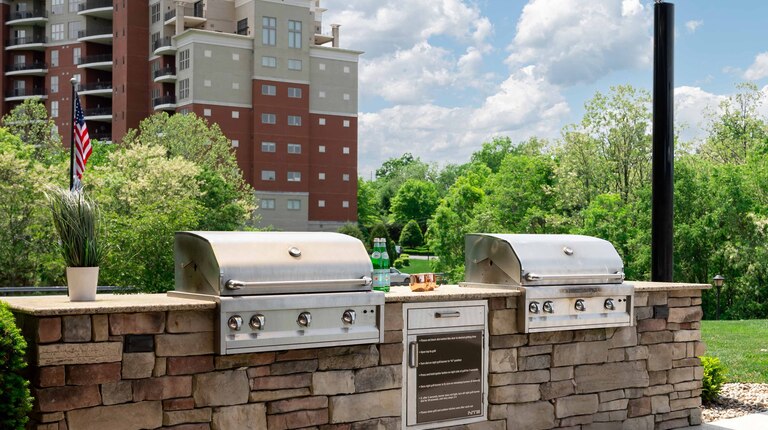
[384,284,522,303]
[632,281,711,291]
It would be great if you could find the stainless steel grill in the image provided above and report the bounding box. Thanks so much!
[169,231,385,354]
[462,234,634,332]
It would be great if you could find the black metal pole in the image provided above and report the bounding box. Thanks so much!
[68,79,77,191]
[652,1,674,281]
[716,285,721,320]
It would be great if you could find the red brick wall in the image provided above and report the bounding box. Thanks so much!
[112,0,150,142]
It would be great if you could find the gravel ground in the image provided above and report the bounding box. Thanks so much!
[702,383,768,422]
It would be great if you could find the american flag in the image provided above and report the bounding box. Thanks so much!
[73,93,91,185]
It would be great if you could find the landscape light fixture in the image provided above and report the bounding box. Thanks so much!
[713,274,725,320]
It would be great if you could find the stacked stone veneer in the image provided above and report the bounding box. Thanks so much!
[12,288,704,430]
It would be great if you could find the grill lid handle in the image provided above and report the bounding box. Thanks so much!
[225,276,373,290]
[524,272,625,282]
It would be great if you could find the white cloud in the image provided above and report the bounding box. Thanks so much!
[507,0,652,86]
[674,86,724,144]
[744,52,768,81]
[685,20,703,33]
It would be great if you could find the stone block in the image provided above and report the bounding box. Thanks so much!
[506,401,555,430]
[489,384,540,403]
[163,408,212,426]
[37,366,65,387]
[637,318,666,332]
[551,366,574,381]
[164,397,196,411]
[506,297,518,308]
[250,373,311,391]
[36,412,65,423]
[36,385,101,412]
[625,388,644,398]
[668,307,703,323]
[540,380,575,400]
[560,414,595,426]
[166,310,214,333]
[634,306,653,320]
[609,327,638,348]
[37,317,62,343]
[92,314,109,342]
[164,424,210,430]
[518,344,552,357]
[644,384,673,396]
[249,388,310,402]
[651,395,671,414]
[573,329,608,342]
[270,359,318,376]
[38,341,122,366]
[674,380,702,391]
[318,344,379,370]
[628,397,651,417]
[214,352,275,369]
[555,394,599,418]
[155,357,167,377]
[133,375,192,401]
[490,334,528,349]
[670,343,687,360]
[384,303,402,330]
[101,381,133,405]
[267,396,328,414]
[489,297,506,310]
[657,418,691,430]
[156,332,214,356]
[552,341,608,367]
[529,331,573,345]
[621,415,654,430]
[625,346,649,361]
[211,403,266,430]
[167,356,215,375]
[599,398,629,411]
[355,365,401,392]
[673,357,701,368]
[379,343,403,365]
[667,297,691,307]
[653,305,670,319]
[66,401,163,430]
[490,369,549,386]
[647,344,673,371]
[489,348,517,373]
[62,315,91,342]
[109,312,165,335]
[122,352,155,379]
[607,348,625,362]
[518,354,550,370]
[193,370,249,406]
[668,367,694,384]
[489,309,517,335]
[673,330,701,342]
[245,366,269,379]
[383,329,402,344]
[634,292,649,306]
[66,362,121,385]
[123,334,154,353]
[329,389,400,423]
[599,389,625,403]
[574,361,649,393]
[669,289,700,298]
[639,331,673,345]
[648,292,668,306]
[276,349,318,361]
[649,370,667,385]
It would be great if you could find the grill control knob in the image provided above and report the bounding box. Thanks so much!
[604,299,615,311]
[528,301,540,314]
[574,299,586,312]
[342,309,356,325]
[227,315,243,331]
[250,314,266,330]
[297,312,312,327]
[543,301,554,313]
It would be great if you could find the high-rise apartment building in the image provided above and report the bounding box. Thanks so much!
[0,0,360,231]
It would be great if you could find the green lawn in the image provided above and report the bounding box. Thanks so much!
[400,258,436,274]
[701,319,768,383]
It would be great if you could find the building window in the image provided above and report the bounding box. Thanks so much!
[318,172,325,180]
[151,3,161,23]
[231,139,239,148]
[343,147,350,154]
[287,143,301,154]
[343,119,350,127]
[232,53,239,61]
[205,50,212,58]
[232,82,240,90]
[51,0,64,14]
[51,50,59,67]
[69,0,80,13]
[262,16,276,46]
[343,173,350,182]
[51,101,59,118]
[318,200,325,208]
[318,91,325,98]
[287,115,301,126]
[287,87,302,98]
[343,93,350,101]
[51,23,64,41]
[261,113,276,124]
[261,84,276,96]
[319,145,326,153]
[261,142,276,152]
[287,171,301,182]
[288,20,302,48]
[232,111,239,119]
[179,79,190,99]
[261,56,276,68]
[73,47,81,65]
[287,59,302,71]
[319,63,325,71]
[261,170,276,181]
[287,199,301,210]
[68,21,81,40]
[179,49,190,70]
[237,18,248,35]
[203,108,211,117]
[203,79,211,87]
[318,118,326,125]
[342,201,350,208]
[150,32,159,50]
[50,76,59,93]
[261,198,275,209]
[344,66,350,73]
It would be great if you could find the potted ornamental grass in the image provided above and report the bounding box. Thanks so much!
[46,187,104,301]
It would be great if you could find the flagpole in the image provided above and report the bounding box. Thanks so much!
[69,77,78,191]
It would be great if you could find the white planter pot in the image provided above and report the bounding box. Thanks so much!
[66,267,99,302]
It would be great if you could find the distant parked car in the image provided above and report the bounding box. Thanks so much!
[389,268,410,285]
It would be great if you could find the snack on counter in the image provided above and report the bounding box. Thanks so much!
[409,273,438,292]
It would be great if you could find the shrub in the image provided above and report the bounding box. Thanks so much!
[398,254,410,267]
[399,219,424,247]
[700,356,727,403]
[0,302,32,429]
[46,187,104,268]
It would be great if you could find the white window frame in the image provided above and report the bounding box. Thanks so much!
[343,119,351,128]
[261,170,276,181]
[319,145,326,153]
[51,50,59,67]
[287,115,301,126]
[261,56,277,68]
[260,198,275,210]
[179,79,190,99]
[51,101,59,118]
[231,139,239,148]
[318,200,325,208]
[262,84,276,96]
[343,147,350,154]
[288,20,302,48]
[318,172,326,180]
[51,23,64,41]
[72,47,81,66]
[318,118,326,125]
[319,63,326,71]
[203,108,211,117]
[342,201,350,208]
[262,16,276,46]
[50,76,59,93]
[287,143,301,154]
[287,87,302,98]
[261,113,276,124]
[287,171,301,182]
[343,173,350,182]
[287,199,301,210]
[179,49,190,70]
[232,111,239,119]
[318,91,326,98]
[344,66,350,73]
[261,142,276,152]
[287,59,302,71]
[150,3,161,23]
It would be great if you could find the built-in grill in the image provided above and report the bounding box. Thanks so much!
[169,231,385,355]
[462,234,634,332]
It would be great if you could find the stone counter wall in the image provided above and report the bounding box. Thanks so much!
[12,288,704,430]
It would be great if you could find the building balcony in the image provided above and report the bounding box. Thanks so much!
[78,81,112,97]
[153,67,176,83]
[164,5,206,28]
[78,0,114,19]
[89,132,112,142]
[77,28,113,45]
[153,95,177,111]
[5,36,47,51]
[6,10,48,26]
[152,37,176,56]
[5,88,47,101]
[77,54,113,70]
[83,107,112,122]
[5,62,47,76]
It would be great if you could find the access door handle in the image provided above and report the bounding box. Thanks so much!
[408,342,418,368]
[435,311,461,318]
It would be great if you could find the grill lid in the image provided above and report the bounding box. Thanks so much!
[464,234,624,287]
[175,231,373,296]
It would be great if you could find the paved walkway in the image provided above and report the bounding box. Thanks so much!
[684,412,768,429]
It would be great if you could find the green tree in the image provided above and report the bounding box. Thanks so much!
[470,136,546,173]
[337,223,366,247]
[1,98,63,164]
[399,219,424,248]
[372,153,430,212]
[390,179,439,229]
[357,178,382,227]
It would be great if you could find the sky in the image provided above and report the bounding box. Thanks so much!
[320,0,768,179]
